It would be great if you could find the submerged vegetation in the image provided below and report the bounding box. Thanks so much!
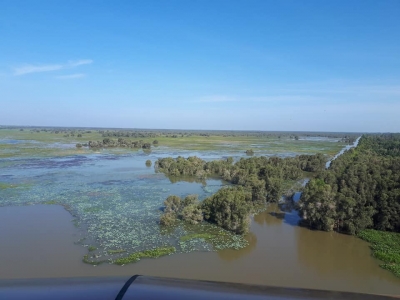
[179,233,214,242]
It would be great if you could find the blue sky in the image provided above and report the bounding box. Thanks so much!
[1,0,399,132]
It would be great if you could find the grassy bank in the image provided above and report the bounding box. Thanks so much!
[357,229,400,277]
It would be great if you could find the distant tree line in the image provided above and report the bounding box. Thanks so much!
[298,134,400,234]
[18,126,360,140]
[157,153,327,233]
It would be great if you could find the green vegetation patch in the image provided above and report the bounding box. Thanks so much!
[82,254,106,265]
[177,222,248,252]
[107,249,126,254]
[83,206,102,213]
[0,182,17,189]
[358,229,400,277]
[113,246,176,265]
[0,182,32,190]
[88,246,97,252]
[43,200,58,205]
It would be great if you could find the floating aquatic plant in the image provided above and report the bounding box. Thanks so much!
[113,247,176,265]
[0,151,250,264]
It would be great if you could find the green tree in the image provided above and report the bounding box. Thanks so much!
[202,186,252,234]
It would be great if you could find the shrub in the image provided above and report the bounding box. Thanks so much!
[246,149,254,155]
[164,195,181,213]
[202,186,252,234]
[160,212,176,226]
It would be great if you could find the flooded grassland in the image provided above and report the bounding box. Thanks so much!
[1,129,399,295]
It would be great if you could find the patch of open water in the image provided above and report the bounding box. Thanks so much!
[1,204,400,295]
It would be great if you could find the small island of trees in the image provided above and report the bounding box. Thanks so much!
[84,138,153,150]
[245,149,254,155]
[157,153,327,234]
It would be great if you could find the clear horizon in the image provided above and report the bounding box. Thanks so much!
[1,1,399,132]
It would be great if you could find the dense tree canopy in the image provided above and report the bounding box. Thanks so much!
[202,186,252,234]
[160,195,203,226]
[88,138,152,149]
[299,134,400,234]
[156,154,326,204]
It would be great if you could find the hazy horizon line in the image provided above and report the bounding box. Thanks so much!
[0,124,388,134]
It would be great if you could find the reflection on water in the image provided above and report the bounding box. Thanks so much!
[254,205,283,226]
[297,229,372,276]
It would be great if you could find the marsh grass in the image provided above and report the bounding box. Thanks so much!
[358,229,400,277]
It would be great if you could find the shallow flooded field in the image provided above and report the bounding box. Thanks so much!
[1,130,399,295]
[0,152,248,263]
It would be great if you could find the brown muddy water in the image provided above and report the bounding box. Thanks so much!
[1,204,399,296]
